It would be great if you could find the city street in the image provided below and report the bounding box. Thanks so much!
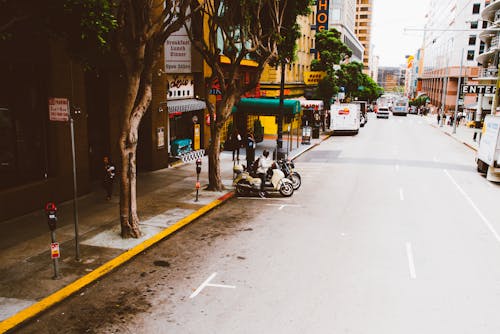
[15,114,500,334]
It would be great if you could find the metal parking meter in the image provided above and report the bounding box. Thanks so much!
[45,202,60,279]
[195,158,202,202]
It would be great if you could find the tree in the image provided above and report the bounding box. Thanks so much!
[310,28,351,108]
[186,0,310,191]
[114,0,192,238]
[311,28,351,74]
[336,61,383,102]
[337,62,364,98]
[356,74,383,102]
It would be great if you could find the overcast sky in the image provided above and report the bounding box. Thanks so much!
[371,0,431,67]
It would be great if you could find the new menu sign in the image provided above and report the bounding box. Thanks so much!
[316,0,329,31]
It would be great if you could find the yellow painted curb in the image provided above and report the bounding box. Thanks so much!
[0,192,234,333]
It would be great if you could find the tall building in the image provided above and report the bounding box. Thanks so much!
[328,0,365,63]
[476,0,500,117]
[377,66,405,92]
[420,0,486,115]
[355,0,373,74]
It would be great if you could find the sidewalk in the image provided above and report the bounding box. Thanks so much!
[422,115,479,151]
[0,132,330,332]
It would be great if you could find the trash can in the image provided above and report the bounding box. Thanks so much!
[312,126,320,139]
[302,126,311,145]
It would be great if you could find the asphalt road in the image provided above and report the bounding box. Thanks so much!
[15,114,500,334]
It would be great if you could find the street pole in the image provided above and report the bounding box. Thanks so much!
[453,48,464,134]
[440,50,451,127]
[277,61,285,160]
[69,116,81,261]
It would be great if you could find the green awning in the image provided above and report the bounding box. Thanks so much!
[232,98,301,116]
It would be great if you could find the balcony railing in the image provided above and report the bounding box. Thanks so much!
[478,67,498,78]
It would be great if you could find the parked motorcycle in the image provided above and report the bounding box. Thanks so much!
[276,159,301,190]
[233,163,294,197]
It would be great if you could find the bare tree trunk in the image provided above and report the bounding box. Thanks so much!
[119,71,150,239]
[207,94,236,191]
[207,128,222,190]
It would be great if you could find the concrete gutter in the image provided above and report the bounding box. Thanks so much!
[0,192,234,333]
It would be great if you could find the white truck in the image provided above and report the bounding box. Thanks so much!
[330,103,361,135]
[477,115,500,182]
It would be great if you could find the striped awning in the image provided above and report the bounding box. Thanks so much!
[167,99,206,114]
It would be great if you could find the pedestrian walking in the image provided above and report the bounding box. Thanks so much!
[245,131,256,171]
[230,129,242,161]
[437,113,441,125]
[103,156,116,200]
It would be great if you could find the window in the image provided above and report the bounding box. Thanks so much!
[472,3,480,14]
[480,41,485,54]
[470,21,478,29]
[467,50,475,60]
[483,21,488,28]
[469,35,477,45]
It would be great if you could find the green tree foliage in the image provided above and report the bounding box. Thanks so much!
[311,28,351,74]
[410,95,429,107]
[357,74,383,102]
[337,61,382,102]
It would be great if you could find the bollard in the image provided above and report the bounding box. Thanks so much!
[45,202,60,279]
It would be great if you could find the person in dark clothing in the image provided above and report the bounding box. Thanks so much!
[245,132,256,171]
[230,129,242,161]
[103,156,116,200]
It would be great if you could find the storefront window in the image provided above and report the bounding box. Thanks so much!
[0,63,49,190]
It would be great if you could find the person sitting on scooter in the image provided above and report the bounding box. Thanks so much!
[257,149,273,193]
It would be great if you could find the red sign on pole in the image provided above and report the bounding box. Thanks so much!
[51,242,60,259]
[48,98,70,122]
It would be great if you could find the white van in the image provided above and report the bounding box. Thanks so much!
[330,103,361,135]
[477,115,500,182]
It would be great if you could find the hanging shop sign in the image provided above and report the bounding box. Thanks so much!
[164,19,191,73]
[48,98,70,122]
[316,0,329,31]
[167,74,194,100]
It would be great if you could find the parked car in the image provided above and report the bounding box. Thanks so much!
[377,106,390,119]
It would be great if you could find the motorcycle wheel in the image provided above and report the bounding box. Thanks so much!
[235,180,250,196]
[279,181,294,197]
[289,172,301,190]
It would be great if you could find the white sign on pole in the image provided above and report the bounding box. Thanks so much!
[48,98,70,122]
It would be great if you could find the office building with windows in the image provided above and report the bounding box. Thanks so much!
[355,0,373,74]
[328,0,365,63]
[420,0,486,116]
[476,0,500,117]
